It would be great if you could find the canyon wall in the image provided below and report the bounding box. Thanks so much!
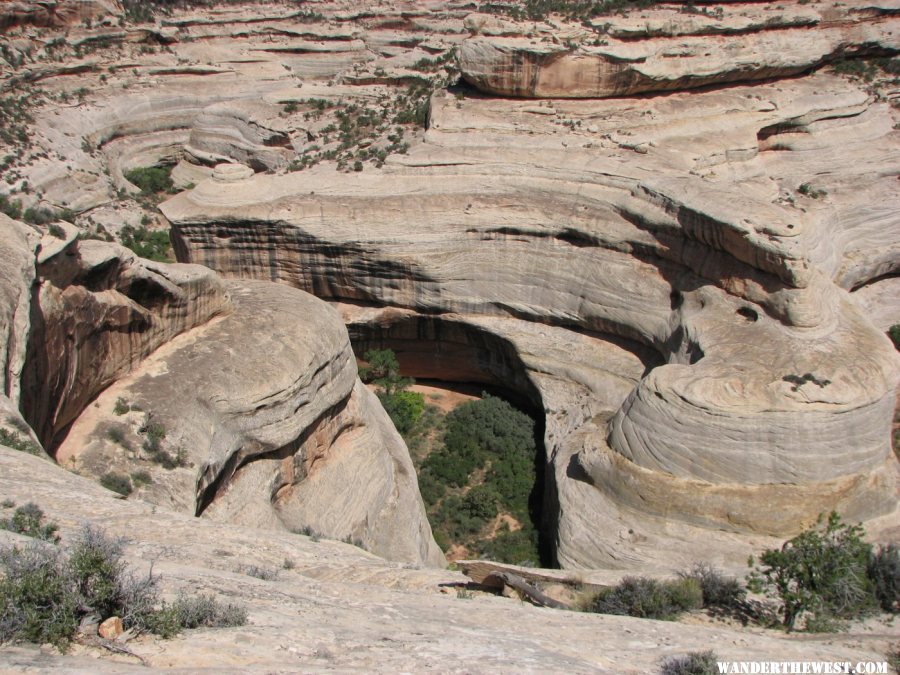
[0,216,441,566]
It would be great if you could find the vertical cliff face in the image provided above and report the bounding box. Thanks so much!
[0,215,37,404]
[21,235,229,448]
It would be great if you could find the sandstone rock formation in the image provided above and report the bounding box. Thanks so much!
[155,5,897,567]
[0,214,441,566]
[0,0,897,575]
[23,232,228,447]
[459,2,899,98]
[0,0,121,31]
[0,1,897,669]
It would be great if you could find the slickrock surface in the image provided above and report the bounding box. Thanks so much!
[1,444,897,673]
[0,0,898,670]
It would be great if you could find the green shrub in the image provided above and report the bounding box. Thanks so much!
[588,576,703,620]
[124,166,173,194]
[23,206,55,225]
[472,525,540,567]
[462,485,500,521]
[0,544,80,650]
[69,525,127,619]
[48,223,66,239]
[1,524,246,649]
[798,182,827,199]
[660,651,719,675]
[379,390,425,435]
[889,325,900,351]
[113,397,130,415]
[359,348,409,392]
[100,472,133,496]
[679,562,745,609]
[119,225,172,262]
[0,428,42,456]
[107,425,128,446]
[0,194,22,220]
[868,544,899,613]
[748,512,877,630]
[169,593,248,630]
[130,470,153,488]
[0,503,59,542]
[139,417,185,469]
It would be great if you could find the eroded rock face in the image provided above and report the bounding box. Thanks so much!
[0,0,121,31]
[21,236,228,448]
[53,277,442,566]
[459,2,899,98]
[163,66,899,567]
[0,211,440,564]
[1,0,897,572]
[0,215,37,404]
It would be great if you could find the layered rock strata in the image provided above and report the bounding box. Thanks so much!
[22,232,228,447]
[1,216,440,566]
[459,2,899,98]
[164,64,899,567]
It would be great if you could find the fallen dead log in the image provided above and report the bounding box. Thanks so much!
[456,560,610,610]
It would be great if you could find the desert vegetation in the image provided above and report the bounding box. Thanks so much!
[359,349,543,565]
[580,515,899,633]
[420,394,542,565]
[477,0,658,21]
[747,512,898,631]
[0,521,247,650]
[1,502,59,542]
[659,651,719,675]
[124,166,175,196]
[0,427,42,456]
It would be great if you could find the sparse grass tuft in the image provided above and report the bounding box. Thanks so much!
[113,397,130,415]
[149,593,248,638]
[239,564,279,581]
